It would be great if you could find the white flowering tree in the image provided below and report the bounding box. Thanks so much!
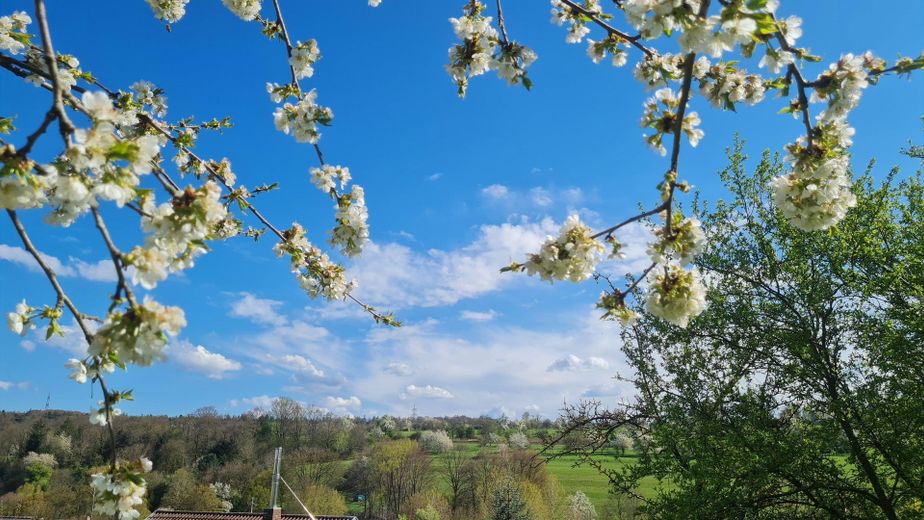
[1,0,921,518]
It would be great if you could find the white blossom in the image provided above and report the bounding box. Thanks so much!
[310,164,351,193]
[648,217,705,265]
[646,264,707,328]
[523,215,604,282]
[274,223,357,300]
[331,185,369,257]
[289,40,320,80]
[90,459,151,520]
[89,298,185,367]
[759,48,794,75]
[126,182,227,288]
[273,90,333,144]
[65,359,88,384]
[771,153,856,231]
[145,0,190,23]
[6,300,32,336]
[130,81,168,118]
[0,11,31,55]
[222,0,262,21]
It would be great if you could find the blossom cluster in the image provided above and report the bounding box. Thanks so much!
[223,0,262,21]
[0,11,31,55]
[645,263,707,328]
[125,182,228,288]
[24,48,80,91]
[310,165,369,257]
[446,1,536,97]
[771,53,877,231]
[274,223,357,300]
[521,215,604,283]
[88,298,186,367]
[550,0,599,44]
[91,457,153,520]
[145,0,190,24]
[6,300,34,336]
[647,215,705,266]
[290,40,321,80]
[587,35,628,68]
[640,88,703,155]
[694,58,767,110]
[272,89,333,144]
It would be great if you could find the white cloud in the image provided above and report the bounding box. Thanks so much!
[479,184,585,213]
[546,354,611,372]
[350,308,637,418]
[0,381,27,391]
[20,340,36,352]
[0,381,12,390]
[348,219,555,308]
[427,173,443,181]
[481,184,509,199]
[41,320,92,355]
[384,362,413,376]
[459,310,498,322]
[405,384,454,399]
[229,292,287,326]
[324,395,362,409]
[0,244,115,282]
[168,340,242,379]
[237,395,277,409]
[70,258,118,282]
[530,187,552,207]
[280,354,325,378]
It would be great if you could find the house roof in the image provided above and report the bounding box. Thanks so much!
[147,510,357,520]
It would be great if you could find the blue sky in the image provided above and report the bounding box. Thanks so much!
[1,0,922,419]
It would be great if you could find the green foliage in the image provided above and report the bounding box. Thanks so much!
[564,138,924,519]
[489,478,531,520]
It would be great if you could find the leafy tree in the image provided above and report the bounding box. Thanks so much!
[489,478,531,520]
[558,141,924,519]
[160,468,225,512]
[297,484,347,516]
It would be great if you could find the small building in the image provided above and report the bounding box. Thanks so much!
[147,509,357,520]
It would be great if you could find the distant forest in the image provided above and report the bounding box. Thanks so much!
[0,402,612,520]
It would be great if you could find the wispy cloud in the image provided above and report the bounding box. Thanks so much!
[546,354,610,372]
[229,292,287,326]
[404,384,454,399]
[459,309,498,322]
[0,244,116,282]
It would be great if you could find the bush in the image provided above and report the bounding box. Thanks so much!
[508,432,529,450]
[419,430,453,454]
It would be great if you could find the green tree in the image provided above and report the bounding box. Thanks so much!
[559,141,924,519]
[489,478,531,520]
[160,468,225,511]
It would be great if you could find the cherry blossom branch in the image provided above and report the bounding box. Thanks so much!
[269,0,325,165]
[17,108,57,156]
[91,206,138,308]
[495,0,510,44]
[32,0,73,145]
[590,202,667,240]
[770,16,814,145]
[6,208,120,469]
[557,0,654,58]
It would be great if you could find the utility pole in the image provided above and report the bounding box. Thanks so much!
[270,447,282,508]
